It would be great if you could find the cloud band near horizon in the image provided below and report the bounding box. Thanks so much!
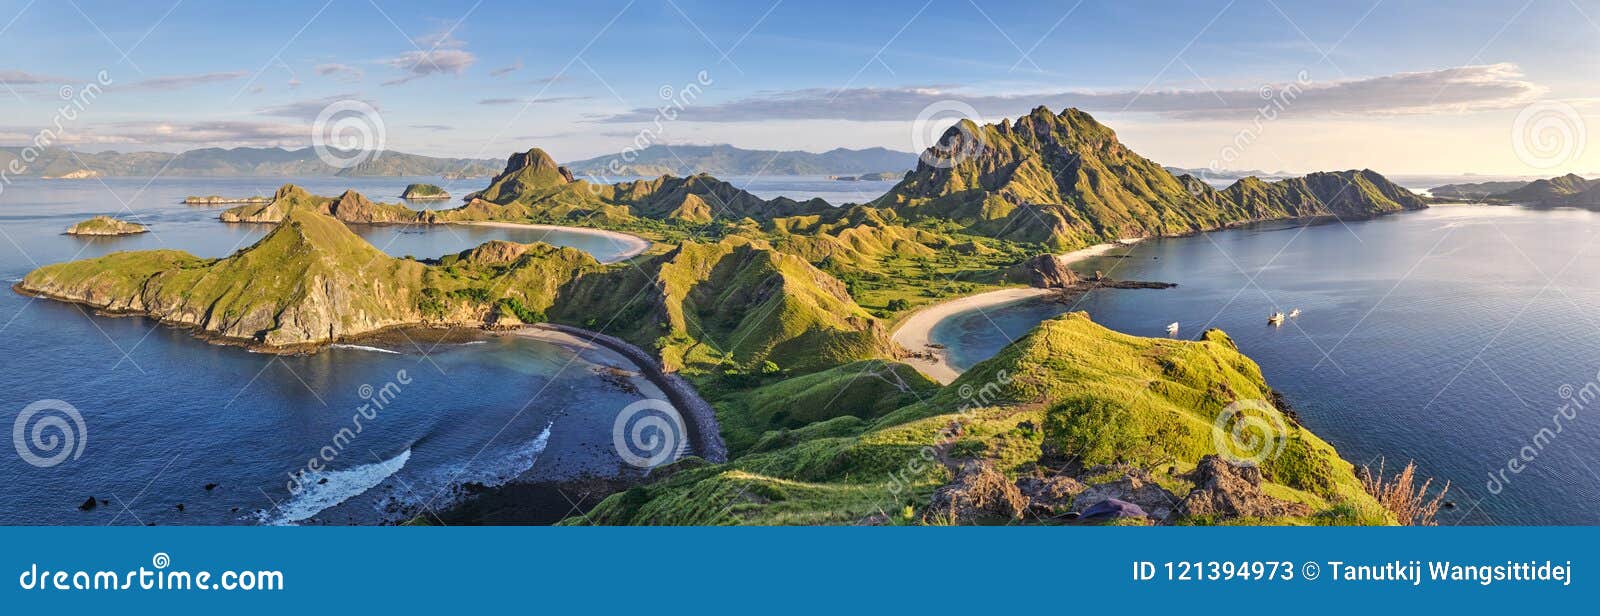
[597,64,1546,123]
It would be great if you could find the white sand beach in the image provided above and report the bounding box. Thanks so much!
[890,239,1143,384]
[457,221,651,263]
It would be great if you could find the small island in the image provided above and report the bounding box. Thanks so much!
[184,195,271,205]
[65,215,148,236]
[828,171,901,182]
[400,183,450,200]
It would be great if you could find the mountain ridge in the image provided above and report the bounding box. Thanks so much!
[0,146,501,178]
[872,106,1426,250]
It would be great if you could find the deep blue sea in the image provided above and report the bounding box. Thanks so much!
[0,174,894,525]
[0,176,673,525]
[933,205,1600,525]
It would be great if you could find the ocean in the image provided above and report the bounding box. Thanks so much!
[931,205,1600,525]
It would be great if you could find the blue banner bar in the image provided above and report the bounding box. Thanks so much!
[1,527,1588,612]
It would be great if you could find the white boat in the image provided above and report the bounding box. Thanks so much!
[1289,308,1301,318]
[1268,312,1285,325]
[1165,322,1179,335]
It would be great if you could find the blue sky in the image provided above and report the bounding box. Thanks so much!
[2,0,1597,175]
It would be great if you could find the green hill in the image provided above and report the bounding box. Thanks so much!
[873,106,1425,250]
[572,312,1387,526]
[552,235,894,373]
[19,205,600,348]
[1429,180,1532,200]
[220,185,423,224]
[1488,173,1596,205]
[458,148,836,224]
[65,216,148,236]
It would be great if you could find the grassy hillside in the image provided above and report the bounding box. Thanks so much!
[220,184,425,224]
[551,236,895,374]
[873,106,1426,251]
[20,205,601,348]
[572,312,1387,526]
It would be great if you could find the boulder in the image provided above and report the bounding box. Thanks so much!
[1073,466,1177,521]
[1005,254,1078,288]
[1015,474,1086,515]
[1176,455,1312,520]
[928,460,1027,523]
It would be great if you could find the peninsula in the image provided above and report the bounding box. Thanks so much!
[16,107,1436,526]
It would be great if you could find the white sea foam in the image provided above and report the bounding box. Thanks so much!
[478,420,555,488]
[263,448,412,525]
[331,343,402,354]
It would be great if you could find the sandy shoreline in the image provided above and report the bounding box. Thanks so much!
[457,221,650,263]
[513,323,727,463]
[890,239,1143,384]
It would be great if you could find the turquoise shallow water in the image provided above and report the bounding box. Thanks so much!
[933,205,1600,525]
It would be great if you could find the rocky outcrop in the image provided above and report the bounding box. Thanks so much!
[184,195,270,205]
[1176,455,1313,520]
[220,185,423,224]
[1015,474,1086,516]
[1072,466,1178,521]
[65,216,147,236]
[928,460,1028,523]
[1005,254,1077,288]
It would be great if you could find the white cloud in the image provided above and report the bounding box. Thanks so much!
[382,31,475,86]
[125,71,250,91]
[255,95,376,121]
[489,60,521,77]
[314,63,364,83]
[478,96,592,105]
[599,64,1543,123]
[0,69,70,84]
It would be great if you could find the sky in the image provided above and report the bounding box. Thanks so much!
[2,0,1598,176]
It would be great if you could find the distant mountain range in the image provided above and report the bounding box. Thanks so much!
[1162,166,1293,181]
[561,144,917,178]
[1431,173,1599,207]
[0,147,503,178]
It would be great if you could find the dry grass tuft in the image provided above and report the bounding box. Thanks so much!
[1362,458,1449,526]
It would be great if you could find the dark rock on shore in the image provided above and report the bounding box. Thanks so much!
[1005,254,1078,288]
